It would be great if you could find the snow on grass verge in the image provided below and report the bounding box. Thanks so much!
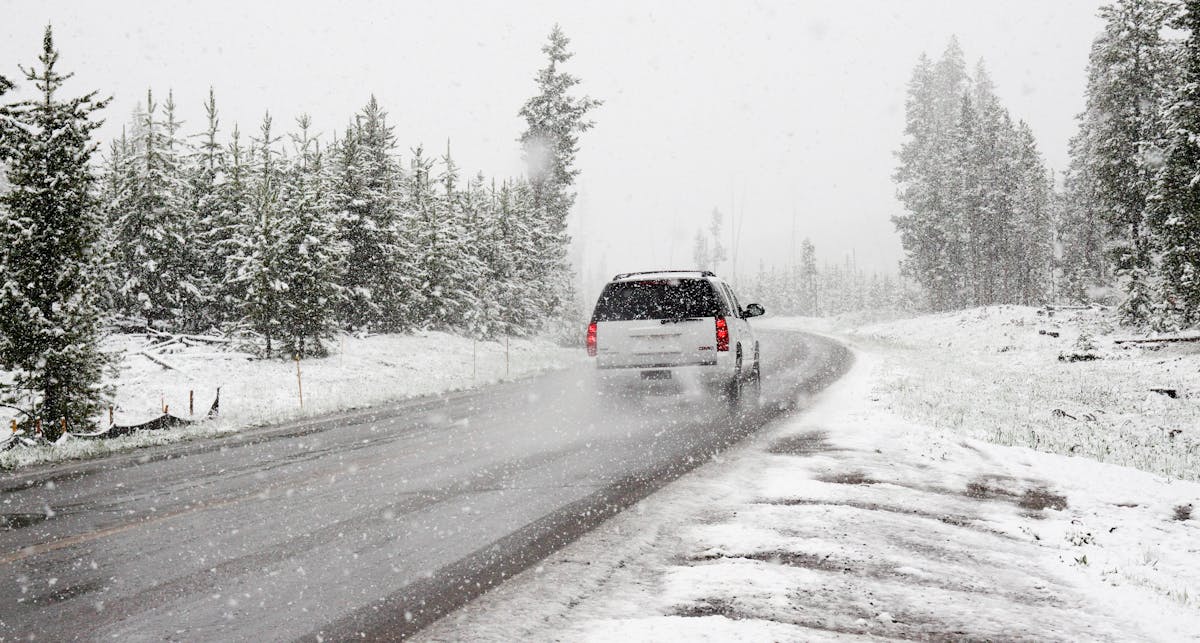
[417,347,1199,641]
[1,331,583,471]
[769,306,1200,482]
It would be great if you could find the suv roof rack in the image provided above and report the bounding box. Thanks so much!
[611,270,716,280]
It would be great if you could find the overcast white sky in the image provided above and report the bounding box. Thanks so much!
[2,0,1106,294]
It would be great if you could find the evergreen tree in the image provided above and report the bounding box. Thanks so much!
[0,27,111,436]
[692,230,711,270]
[1011,122,1054,305]
[230,113,285,354]
[893,45,968,311]
[1068,0,1176,322]
[518,25,601,324]
[407,145,444,327]
[1151,0,1200,325]
[214,124,252,325]
[799,238,819,315]
[95,131,129,315]
[110,89,200,329]
[427,143,482,329]
[459,172,496,337]
[496,179,542,333]
[276,115,343,357]
[190,88,232,329]
[330,97,409,331]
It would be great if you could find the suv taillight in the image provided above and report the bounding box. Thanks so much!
[587,322,598,356]
[715,316,729,351]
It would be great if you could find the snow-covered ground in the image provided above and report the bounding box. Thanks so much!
[836,305,1200,482]
[418,310,1200,641]
[0,331,583,470]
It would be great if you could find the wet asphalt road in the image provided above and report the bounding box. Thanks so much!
[0,329,850,641]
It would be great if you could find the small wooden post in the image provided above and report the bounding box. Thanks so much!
[60,417,67,436]
[10,419,16,434]
[189,390,194,416]
[295,354,304,409]
[164,404,169,415]
[108,405,114,426]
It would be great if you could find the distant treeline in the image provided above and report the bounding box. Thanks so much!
[740,238,916,318]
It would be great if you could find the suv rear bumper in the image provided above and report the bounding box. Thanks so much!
[596,359,717,369]
[593,361,733,389]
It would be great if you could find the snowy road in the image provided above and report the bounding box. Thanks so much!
[0,329,850,641]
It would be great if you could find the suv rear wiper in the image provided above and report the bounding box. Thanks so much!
[660,317,702,324]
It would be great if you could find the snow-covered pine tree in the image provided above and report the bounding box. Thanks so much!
[426,143,482,330]
[162,90,206,329]
[799,238,819,315]
[967,62,1020,306]
[275,115,344,357]
[893,44,969,311]
[518,25,601,326]
[1151,0,1200,326]
[947,92,982,307]
[692,230,711,270]
[1069,0,1175,322]
[1010,121,1054,306]
[95,131,130,316]
[111,89,201,330]
[326,123,368,327]
[407,144,463,329]
[459,171,495,337]
[499,179,542,333]
[0,27,111,436]
[214,124,253,325]
[1058,157,1107,299]
[230,113,285,355]
[189,88,231,330]
[331,97,409,331]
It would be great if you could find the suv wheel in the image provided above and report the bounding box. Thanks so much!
[724,347,743,412]
[746,347,762,411]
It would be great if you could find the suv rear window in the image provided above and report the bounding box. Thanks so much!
[592,279,722,322]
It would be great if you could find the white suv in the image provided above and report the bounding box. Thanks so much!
[586,271,764,404]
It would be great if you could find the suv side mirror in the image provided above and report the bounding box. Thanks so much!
[743,303,765,318]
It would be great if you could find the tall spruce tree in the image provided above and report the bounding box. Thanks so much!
[231,113,285,355]
[190,88,230,329]
[893,44,971,311]
[0,27,110,436]
[1068,0,1175,322]
[331,97,410,331]
[1151,0,1200,325]
[276,115,343,357]
[518,25,601,325]
[1011,122,1054,305]
[111,89,200,329]
[215,124,252,325]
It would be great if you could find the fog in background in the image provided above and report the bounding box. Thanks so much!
[1,0,1105,300]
